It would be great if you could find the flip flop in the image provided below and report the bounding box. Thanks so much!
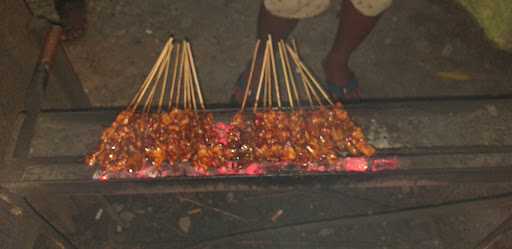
[325,79,361,102]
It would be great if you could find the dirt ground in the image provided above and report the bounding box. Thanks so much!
[22,0,512,248]
[27,0,512,107]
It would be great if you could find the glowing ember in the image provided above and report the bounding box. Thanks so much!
[245,163,264,175]
[344,157,369,172]
[371,158,399,172]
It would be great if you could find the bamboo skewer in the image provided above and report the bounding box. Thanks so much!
[281,41,300,106]
[286,44,323,105]
[143,44,172,112]
[250,37,330,110]
[183,51,189,110]
[268,36,281,108]
[268,39,273,108]
[285,44,333,105]
[185,49,197,110]
[185,42,205,110]
[130,39,172,105]
[286,47,322,106]
[145,50,171,113]
[288,39,311,106]
[303,71,322,105]
[263,62,268,108]
[175,42,185,108]
[125,37,208,113]
[265,53,271,108]
[184,44,191,110]
[298,62,333,105]
[191,79,197,110]
[263,41,269,108]
[168,43,180,110]
[296,58,315,106]
[253,42,270,112]
[183,56,190,110]
[286,44,313,106]
[158,43,173,112]
[277,41,294,108]
[130,40,171,111]
[240,40,261,111]
[128,36,334,114]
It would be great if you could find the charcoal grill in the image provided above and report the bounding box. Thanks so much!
[2,25,512,249]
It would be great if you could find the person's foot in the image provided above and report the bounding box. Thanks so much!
[323,55,361,101]
[55,0,87,40]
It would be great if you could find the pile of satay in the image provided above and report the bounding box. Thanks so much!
[86,36,375,175]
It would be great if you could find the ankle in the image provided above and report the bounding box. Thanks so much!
[324,56,350,74]
[326,52,349,65]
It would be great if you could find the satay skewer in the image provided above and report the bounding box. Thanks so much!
[263,39,269,108]
[281,41,300,106]
[262,42,269,108]
[268,36,282,108]
[183,44,190,110]
[168,43,180,110]
[264,52,270,108]
[288,39,315,106]
[253,41,270,112]
[183,47,189,110]
[285,45,323,106]
[285,44,333,105]
[184,47,197,110]
[267,39,273,108]
[143,42,173,112]
[175,41,185,108]
[298,61,333,105]
[277,41,294,108]
[263,66,267,108]
[130,38,172,105]
[185,42,193,110]
[130,39,172,111]
[158,42,173,112]
[143,81,157,112]
[185,42,205,110]
[286,44,324,105]
[240,40,261,111]
[183,49,189,110]
[285,43,313,106]
[287,40,302,105]
[303,71,323,105]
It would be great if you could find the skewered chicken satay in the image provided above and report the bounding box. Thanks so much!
[250,111,294,163]
[160,109,184,164]
[142,113,168,170]
[303,108,332,163]
[232,112,255,162]
[85,111,144,173]
[253,111,279,161]
[274,111,296,162]
[289,110,309,164]
[191,112,222,171]
[330,102,375,157]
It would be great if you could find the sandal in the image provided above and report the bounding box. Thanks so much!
[325,79,361,102]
